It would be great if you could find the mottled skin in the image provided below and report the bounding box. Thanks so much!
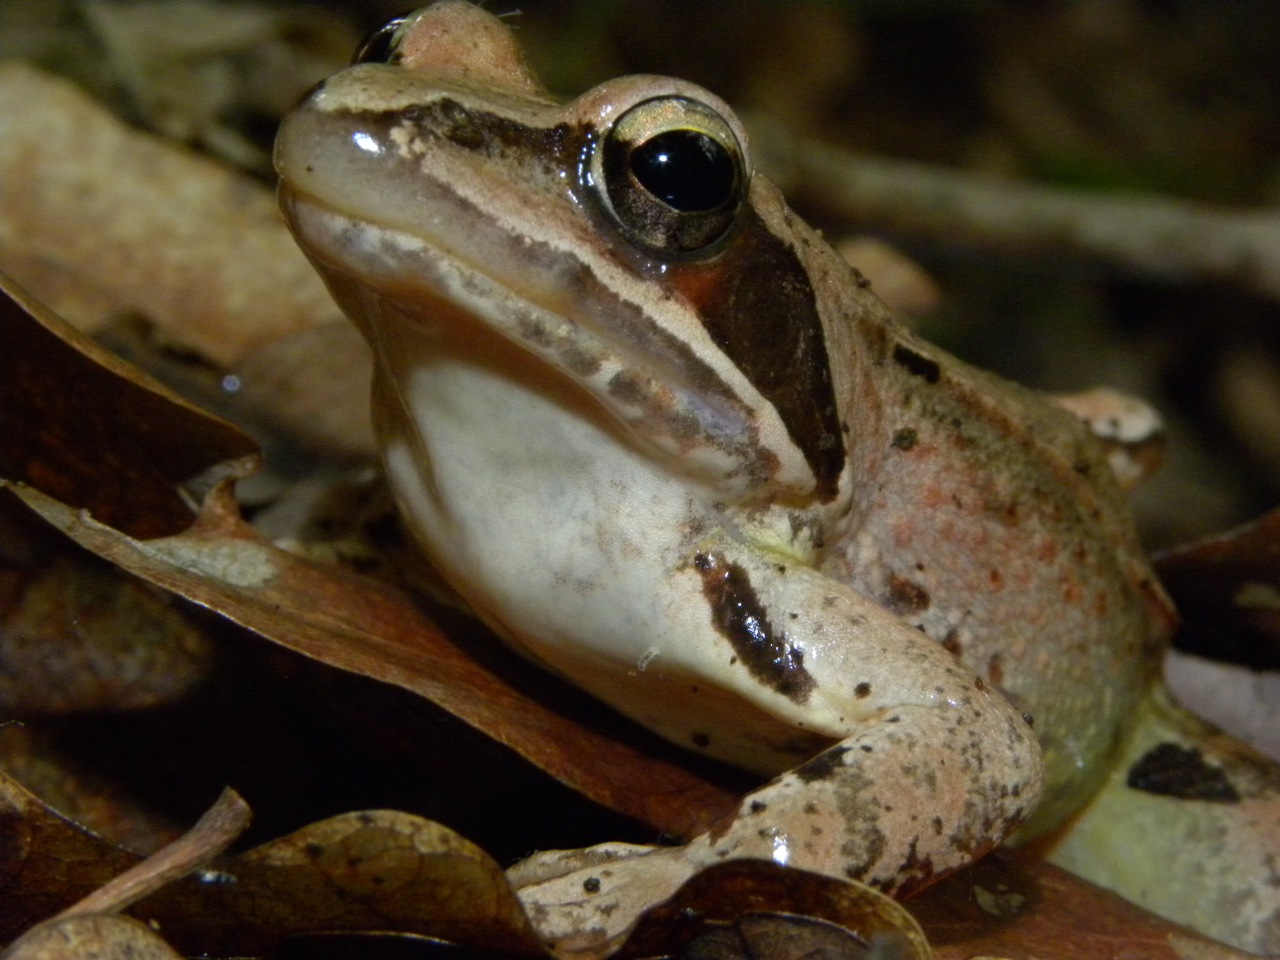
[274,2,1181,951]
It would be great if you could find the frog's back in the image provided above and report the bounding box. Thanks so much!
[825,295,1174,830]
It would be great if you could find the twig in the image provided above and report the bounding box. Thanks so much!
[759,123,1280,299]
[52,788,251,920]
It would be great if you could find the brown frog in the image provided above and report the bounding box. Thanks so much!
[276,4,1280,953]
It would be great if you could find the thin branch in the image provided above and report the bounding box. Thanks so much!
[52,788,251,920]
[760,124,1280,299]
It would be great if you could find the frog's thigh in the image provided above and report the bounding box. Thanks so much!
[687,547,1044,894]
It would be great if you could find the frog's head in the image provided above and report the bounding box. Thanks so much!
[276,2,859,508]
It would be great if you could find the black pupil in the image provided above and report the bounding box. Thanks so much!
[630,130,735,212]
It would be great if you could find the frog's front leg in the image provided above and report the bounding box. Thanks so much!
[513,549,1043,951]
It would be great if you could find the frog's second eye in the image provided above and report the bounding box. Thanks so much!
[352,14,409,65]
[594,96,747,257]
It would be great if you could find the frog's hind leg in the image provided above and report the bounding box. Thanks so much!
[1040,683,1280,954]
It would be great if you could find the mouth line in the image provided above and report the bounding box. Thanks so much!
[281,182,761,465]
[290,170,756,395]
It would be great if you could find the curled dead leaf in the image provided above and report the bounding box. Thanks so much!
[908,849,1259,960]
[133,810,545,957]
[1155,508,1280,669]
[615,861,930,960]
[0,270,260,539]
[2,915,183,960]
[0,769,140,941]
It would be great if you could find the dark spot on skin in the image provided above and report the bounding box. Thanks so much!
[691,731,711,749]
[855,681,872,699]
[796,746,851,783]
[974,676,986,691]
[605,369,643,405]
[1022,712,1034,726]
[987,653,1004,686]
[749,800,768,814]
[941,630,963,656]
[694,552,816,703]
[892,344,941,383]
[891,427,918,451]
[886,572,931,615]
[860,744,873,753]
[583,877,601,894]
[305,843,324,860]
[1127,743,1241,803]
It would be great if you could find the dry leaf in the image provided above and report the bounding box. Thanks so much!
[0,555,212,714]
[0,62,336,364]
[910,850,1258,960]
[0,62,376,461]
[3,915,183,960]
[0,271,260,539]
[616,861,930,960]
[1155,508,1280,669]
[0,770,141,941]
[133,810,544,957]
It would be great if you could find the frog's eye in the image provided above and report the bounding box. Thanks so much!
[593,96,747,257]
[352,15,409,65]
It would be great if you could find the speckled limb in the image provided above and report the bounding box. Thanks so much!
[513,583,1043,954]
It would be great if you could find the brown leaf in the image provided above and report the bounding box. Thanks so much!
[1155,508,1280,669]
[615,860,930,960]
[0,723,184,855]
[133,810,545,958]
[0,270,260,539]
[10,481,743,842]
[0,62,376,462]
[0,63,340,367]
[909,849,1257,960]
[3,915,183,960]
[0,554,212,714]
[11,784,245,958]
[0,769,141,940]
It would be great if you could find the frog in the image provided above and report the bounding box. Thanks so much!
[275,3,1280,954]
